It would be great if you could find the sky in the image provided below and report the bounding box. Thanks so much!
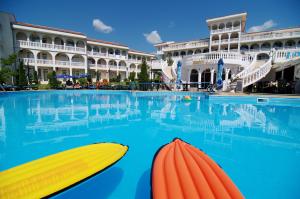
[1,0,300,53]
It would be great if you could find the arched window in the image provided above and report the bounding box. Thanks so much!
[180,51,186,56]
[173,52,179,57]
[285,40,296,48]
[55,53,69,61]
[71,55,84,63]
[250,43,259,51]
[187,50,193,55]
[240,45,249,51]
[115,49,120,55]
[76,41,85,48]
[190,69,198,87]
[261,42,271,50]
[226,22,232,29]
[66,39,75,46]
[233,21,240,27]
[98,59,106,66]
[16,32,27,41]
[219,23,225,29]
[29,33,40,42]
[37,51,52,60]
[195,49,201,54]
[54,37,64,45]
[273,41,283,49]
[88,57,95,65]
[212,24,218,30]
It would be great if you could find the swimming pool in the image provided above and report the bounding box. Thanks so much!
[0,91,299,198]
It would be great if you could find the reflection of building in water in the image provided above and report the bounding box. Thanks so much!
[151,101,297,150]
[0,107,6,144]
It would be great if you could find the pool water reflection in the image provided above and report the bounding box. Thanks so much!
[0,91,299,199]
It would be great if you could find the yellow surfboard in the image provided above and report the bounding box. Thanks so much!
[0,143,128,199]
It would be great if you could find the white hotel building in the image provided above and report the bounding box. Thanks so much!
[0,12,155,84]
[154,13,300,92]
[1,12,300,92]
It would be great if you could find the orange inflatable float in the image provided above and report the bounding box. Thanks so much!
[152,139,244,199]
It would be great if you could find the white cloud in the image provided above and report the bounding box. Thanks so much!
[143,30,162,44]
[248,20,277,32]
[92,19,113,33]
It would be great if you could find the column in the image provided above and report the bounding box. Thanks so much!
[210,69,215,84]
[209,35,212,52]
[218,34,221,51]
[237,32,241,52]
[198,70,202,89]
[70,68,73,80]
[228,33,231,52]
[225,68,230,81]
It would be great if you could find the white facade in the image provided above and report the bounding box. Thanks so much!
[154,12,300,91]
[0,12,155,84]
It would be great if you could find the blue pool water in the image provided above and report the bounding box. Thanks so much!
[0,91,300,198]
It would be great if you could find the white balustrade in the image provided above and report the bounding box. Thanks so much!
[16,40,86,53]
[241,31,300,42]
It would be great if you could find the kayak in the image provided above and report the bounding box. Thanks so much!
[152,139,244,199]
[0,142,128,199]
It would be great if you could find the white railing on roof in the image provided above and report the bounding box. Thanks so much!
[162,41,209,51]
[241,30,300,42]
[211,26,240,34]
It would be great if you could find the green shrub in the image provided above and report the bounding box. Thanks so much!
[47,71,60,89]
[78,78,88,86]
[38,84,50,90]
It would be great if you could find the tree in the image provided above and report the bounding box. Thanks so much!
[78,78,87,86]
[129,72,136,81]
[1,53,17,67]
[0,67,12,84]
[33,70,39,85]
[17,61,27,87]
[47,71,59,89]
[138,58,149,82]
[96,71,100,82]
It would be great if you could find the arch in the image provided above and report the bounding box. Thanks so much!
[93,46,100,52]
[137,56,141,60]
[261,42,271,50]
[101,48,107,53]
[108,60,117,66]
[41,35,52,44]
[226,22,232,28]
[212,35,219,41]
[201,69,211,88]
[29,33,40,42]
[16,32,27,41]
[88,57,95,64]
[221,34,229,40]
[240,45,249,51]
[285,40,296,48]
[108,48,114,54]
[76,40,85,48]
[203,48,209,53]
[194,49,201,54]
[18,49,34,58]
[180,51,186,56]
[115,49,120,55]
[190,69,198,87]
[273,41,283,49]
[118,61,126,66]
[66,39,75,46]
[121,50,127,56]
[97,58,106,66]
[55,53,69,61]
[230,32,239,39]
[173,52,179,57]
[37,51,52,60]
[187,50,194,55]
[212,24,218,30]
[71,54,84,62]
[257,53,270,60]
[218,23,225,29]
[233,21,240,27]
[87,45,92,51]
[250,43,259,50]
[54,37,64,45]
[130,63,136,69]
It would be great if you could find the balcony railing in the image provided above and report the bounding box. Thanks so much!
[241,31,300,42]
[162,41,209,51]
[16,40,86,53]
[211,26,240,34]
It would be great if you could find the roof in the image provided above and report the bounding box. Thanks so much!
[87,38,128,47]
[244,26,300,35]
[13,22,85,36]
[206,12,247,23]
[128,49,155,56]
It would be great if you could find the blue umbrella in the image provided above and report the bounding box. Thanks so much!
[216,58,224,90]
[56,74,72,79]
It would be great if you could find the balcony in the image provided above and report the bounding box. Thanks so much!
[87,51,107,57]
[119,65,127,71]
[16,40,86,54]
[211,26,240,34]
[241,31,300,42]
[162,41,209,51]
